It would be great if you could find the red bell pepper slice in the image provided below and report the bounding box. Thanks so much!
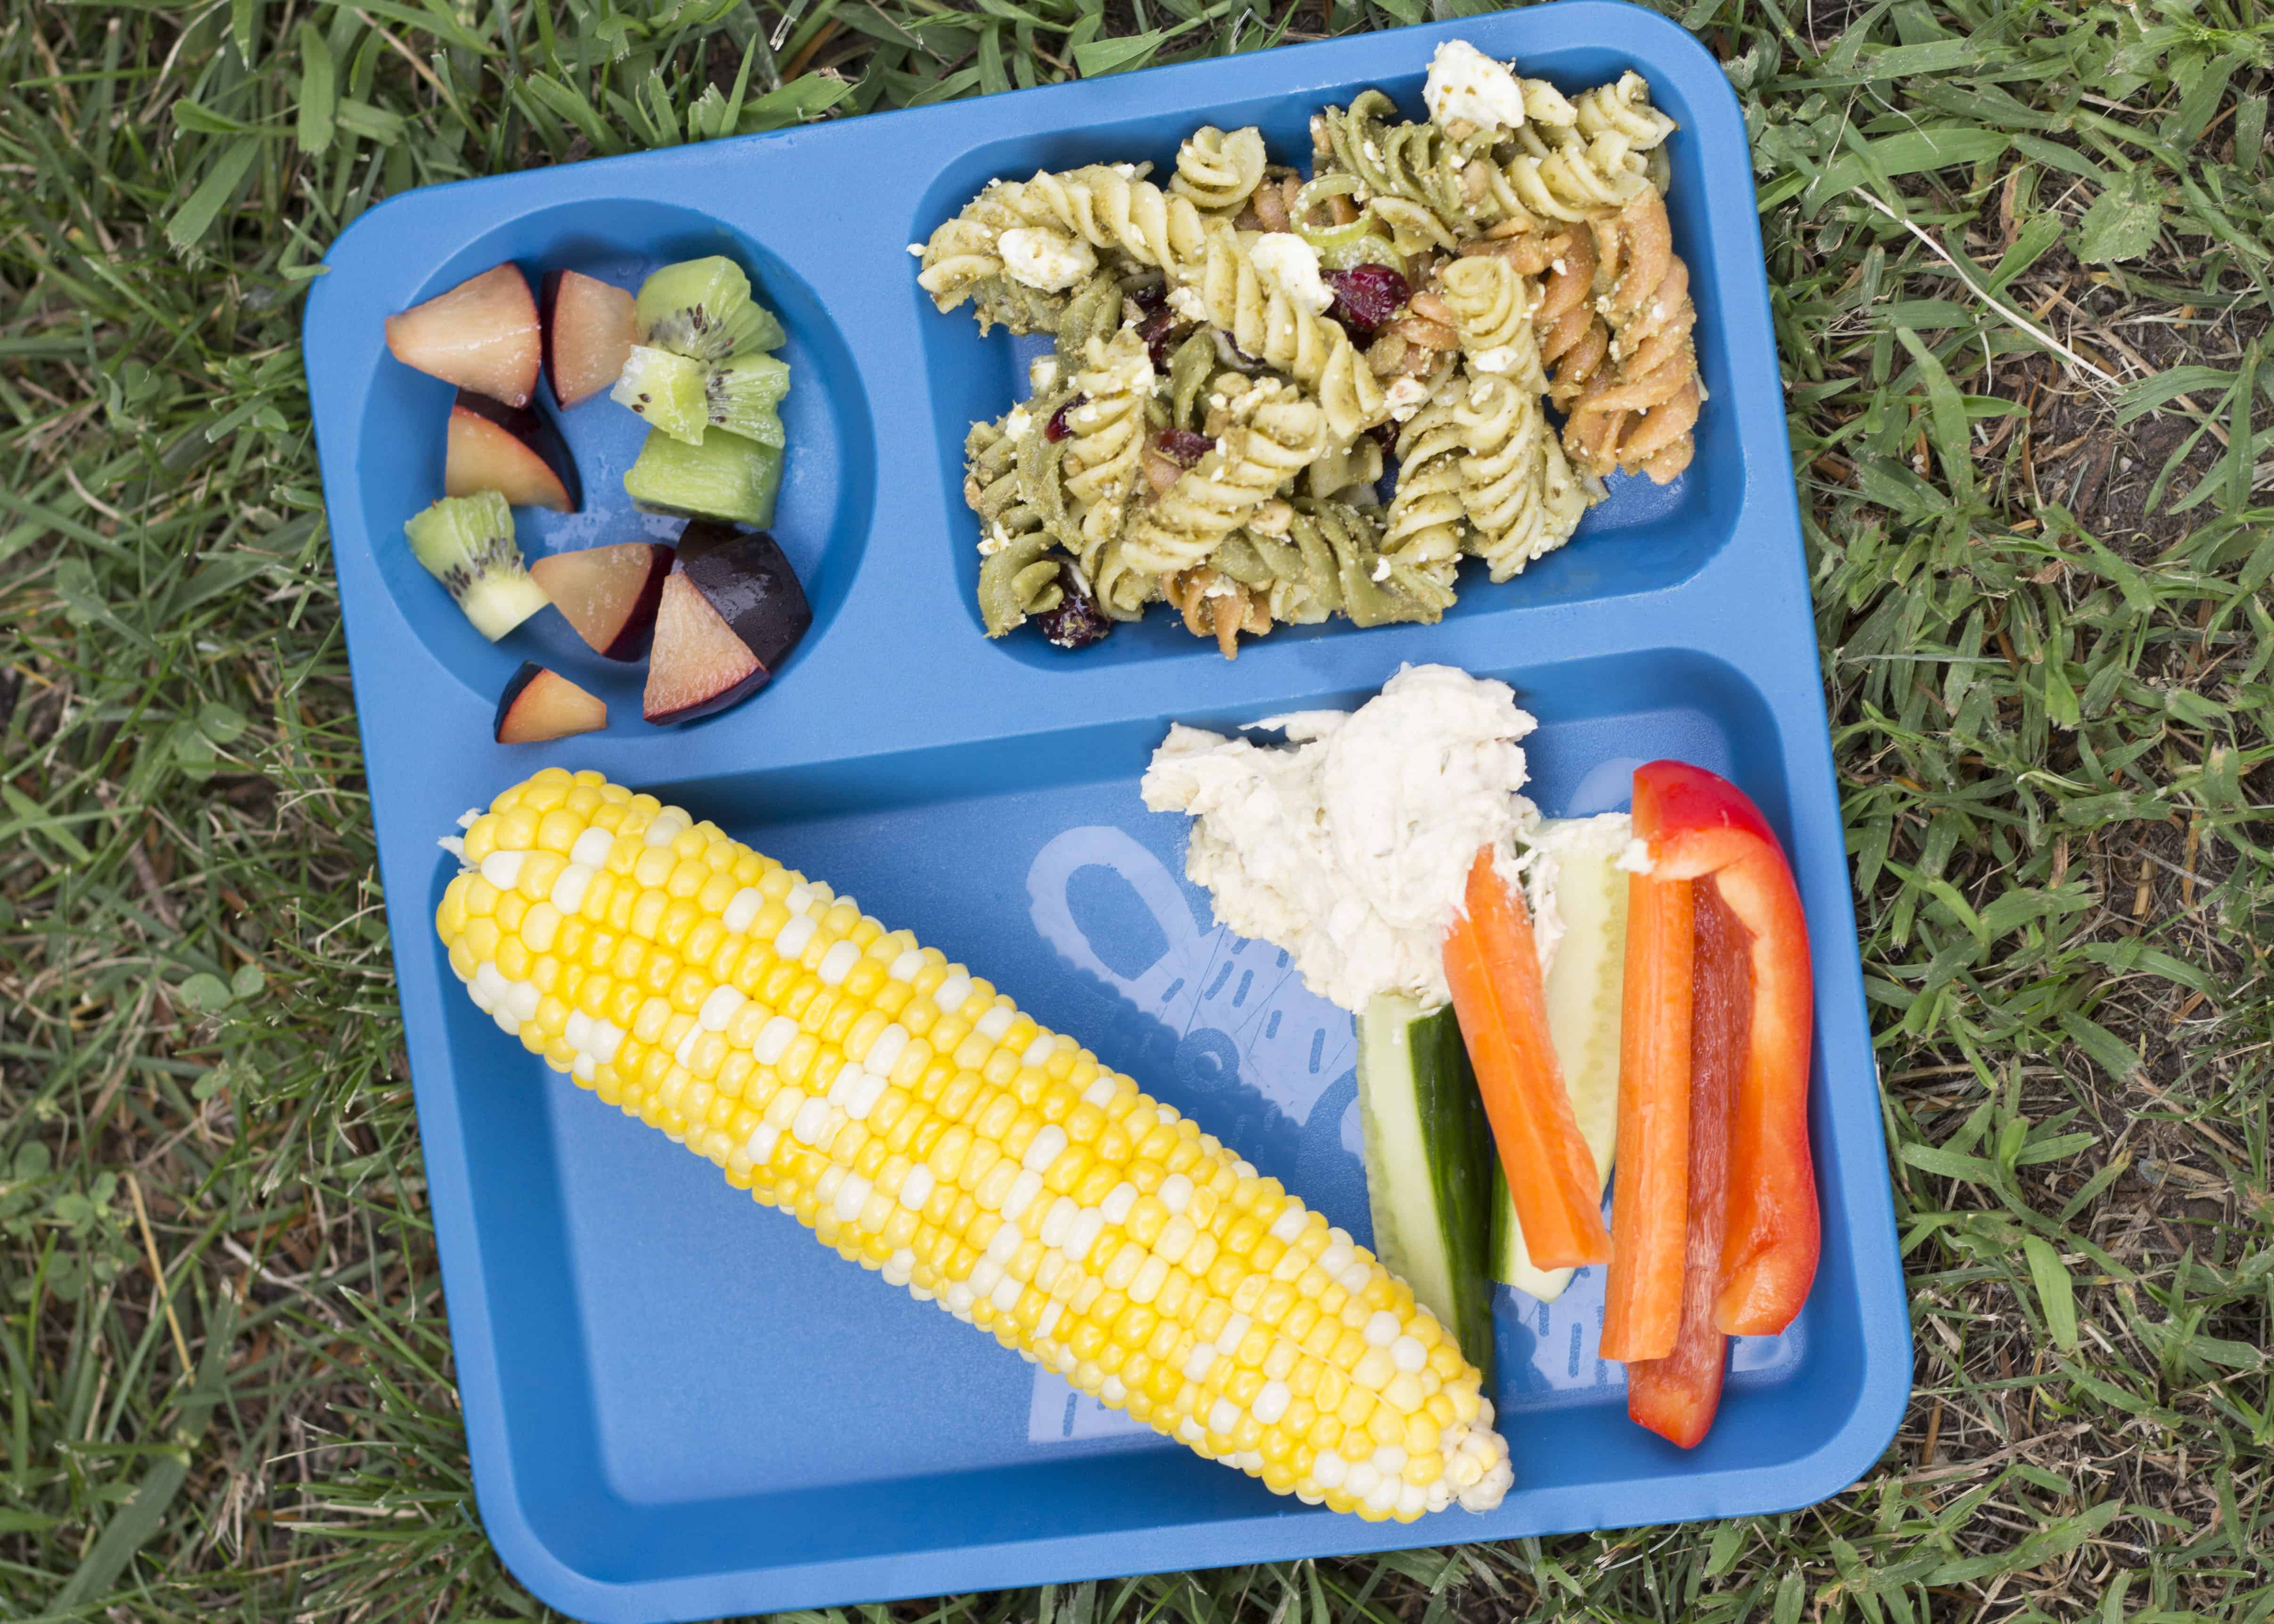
[1626,879,1747,1445]
[1632,759,1818,1339]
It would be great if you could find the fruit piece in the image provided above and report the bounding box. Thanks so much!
[403,491,550,640]
[623,428,781,527]
[528,542,672,661]
[446,391,578,512]
[1625,881,1745,1448]
[1599,868,1693,1359]
[1034,568,1112,649]
[610,345,711,445]
[633,256,786,363]
[541,270,636,409]
[495,663,607,743]
[1355,993,1496,1379]
[643,567,763,724]
[1442,848,1611,1271]
[385,265,541,408]
[675,523,811,673]
[1491,817,1632,1302]
[704,353,791,444]
[1324,263,1413,344]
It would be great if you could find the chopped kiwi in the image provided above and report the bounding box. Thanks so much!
[623,427,782,527]
[403,491,551,640]
[634,257,785,363]
[705,353,790,444]
[610,345,710,444]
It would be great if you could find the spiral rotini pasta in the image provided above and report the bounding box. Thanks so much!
[1380,374,1470,591]
[1453,373,1593,581]
[1171,126,1269,213]
[1121,374,1327,576]
[1434,256,1547,392]
[1062,327,1157,557]
[918,41,1704,654]
[1563,188,1701,484]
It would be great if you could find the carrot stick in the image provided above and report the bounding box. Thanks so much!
[1626,878,1747,1446]
[1441,847,1610,1270]
[1599,872,1694,1362]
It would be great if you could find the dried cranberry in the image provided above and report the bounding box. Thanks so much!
[1324,263,1413,344]
[1137,305,1184,369]
[1036,572,1113,649]
[1129,283,1167,313]
[1156,428,1213,467]
[1045,395,1086,441]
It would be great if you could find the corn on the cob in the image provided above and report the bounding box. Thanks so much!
[435,768,1513,1520]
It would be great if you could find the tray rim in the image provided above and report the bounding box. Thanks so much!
[303,8,1913,1619]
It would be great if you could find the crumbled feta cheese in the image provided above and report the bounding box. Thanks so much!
[1029,356,1060,392]
[1167,285,1209,323]
[1385,376,1431,420]
[1471,344,1521,375]
[907,243,925,258]
[1249,233,1334,315]
[1423,40,1529,133]
[978,523,1015,557]
[1004,404,1033,438]
[997,226,1096,292]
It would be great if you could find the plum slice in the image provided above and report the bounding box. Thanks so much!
[446,391,579,512]
[386,265,542,408]
[528,542,672,661]
[541,270,636,409]
[495,663,607,744]
[643,568,763,725]
[675,522,812,675]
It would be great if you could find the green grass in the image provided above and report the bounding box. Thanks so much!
[2,0,2271,1616]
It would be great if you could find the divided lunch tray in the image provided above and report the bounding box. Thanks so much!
[305,7,1911,1618]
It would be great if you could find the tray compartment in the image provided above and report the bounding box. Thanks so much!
[426,645,1884,1604]
[355,198,876,711]
[911,48,1753,670]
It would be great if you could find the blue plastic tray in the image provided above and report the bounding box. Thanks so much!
[305,7,1909,1617]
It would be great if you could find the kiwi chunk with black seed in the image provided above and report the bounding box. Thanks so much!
[403,490,551,640]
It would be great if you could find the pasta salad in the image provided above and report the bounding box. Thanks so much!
[913,40,1704,657]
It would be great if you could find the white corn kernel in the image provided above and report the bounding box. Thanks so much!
[863,1024,910,1077]
[792,1096,834,1145]
[565,1010,593,1050]
[742,1122,780,1163]
[1269,1207,1308,1244]
[783,883,813,915]
[1365,1311,1401,1348]
[889,949,924,982]
[1081,1075,1119,1107]
[1039,1196,1078,1249]
[1064,1208,1105,1263]
[569,828,614,868]
[775,914,817,959]
[1100,1182,1137,1225]
[462,959,498,1010]
[549,864,594,916]
[1391,1335,1427,1374]
[642,811,688,847]
[1022,1034,1057,1068]
[1184,1342,1220,1380]
[1000,1170,1045,1222]
[991,1273,1024,1312]
[1209,1398,1240,1436]
[1313,1452,1348,1488]
[934,973,973,1012]
[1023,1124,1068,1172]
[723,887,765,933]
[833,1175,872,1222]
[755,1016,798,1064]
[1373,1444,1407,1474]
[508,980,540,1022]
[843,1070,888,1121]
[986,1222,1024,1263]
[975,1004,1014,1041]
[699,985,745,1031]
[899,1164,936,1210]
[1252,1380,1291,1425]
[1158,1174,1193,1214]
[818,940,860,986]
[479,851,525,890]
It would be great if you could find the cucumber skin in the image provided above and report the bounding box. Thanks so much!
[1413,1007,1497,1384]
[1356,999,1497,1385]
